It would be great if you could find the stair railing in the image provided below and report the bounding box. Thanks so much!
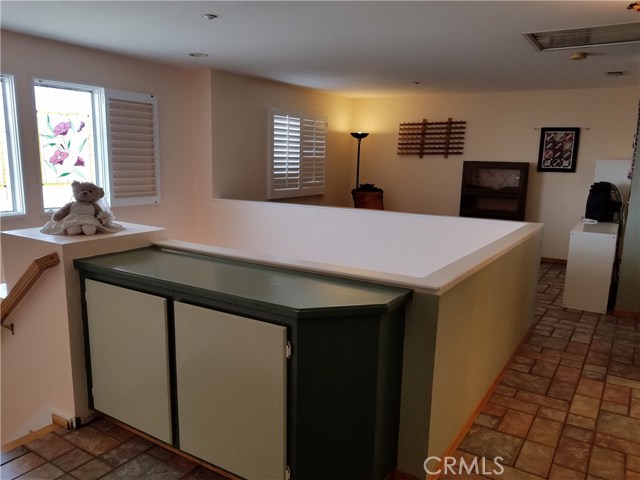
[1,252,61,334]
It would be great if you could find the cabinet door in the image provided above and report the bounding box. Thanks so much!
[175,302,287,480]
[85,279,172,443]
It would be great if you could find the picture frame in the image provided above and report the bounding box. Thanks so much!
[537,127,580,173]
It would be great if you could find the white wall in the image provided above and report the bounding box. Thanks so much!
[2,30,636,261]
[189,199,531,288]
[0,30,211,241]
[351,88,638,259]
[1,225,166,443]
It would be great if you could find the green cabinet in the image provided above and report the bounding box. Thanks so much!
[76,247,411,480]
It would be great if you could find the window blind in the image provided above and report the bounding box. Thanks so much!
[106,90,160,206]
[269,110,326,199]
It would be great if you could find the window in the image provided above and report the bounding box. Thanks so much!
[35,80,105,210]
[34,79,159,210]
[268,109,326,199]
[0,74,25,216]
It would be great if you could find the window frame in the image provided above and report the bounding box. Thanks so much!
[0,73,26,217]
[268,108,327,200]
[34,78,109,212]
[33,78,160,212]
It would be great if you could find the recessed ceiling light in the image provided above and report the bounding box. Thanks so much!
[189,53,208,58]
[202,14,218,20]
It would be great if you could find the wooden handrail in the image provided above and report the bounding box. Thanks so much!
[1,252,60,334]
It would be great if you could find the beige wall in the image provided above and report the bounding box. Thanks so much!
[210,70,353,207]
[351,88,638,259]
[0,30,211,241]
[206,69,636,259]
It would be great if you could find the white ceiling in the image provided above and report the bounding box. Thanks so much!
[1,1,639,97]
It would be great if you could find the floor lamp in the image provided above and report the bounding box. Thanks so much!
[350,132,383,209]
[351,132,369,189]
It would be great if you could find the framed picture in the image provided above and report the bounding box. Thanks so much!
[537,127,580,172]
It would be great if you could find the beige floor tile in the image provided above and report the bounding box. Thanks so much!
[569,394,600,419]
[498,409,535,438]
[587,445,624,480]
[527,417,563,447]
[514,440,554,477]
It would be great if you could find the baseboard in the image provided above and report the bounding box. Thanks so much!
[1,413,74,453]
[613,308,640,318]
[52,413,76,430]
[1,423,59,453]
[540,257,567,265]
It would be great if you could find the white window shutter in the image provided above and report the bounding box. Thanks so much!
[105,89,160,206]
[272,114,301,195]
[268,109,326,199]
[301,117,326,192]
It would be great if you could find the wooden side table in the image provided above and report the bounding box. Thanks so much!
[352,187,384,210]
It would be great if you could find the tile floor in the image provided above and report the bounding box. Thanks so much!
[0,416,229,479]
[443,262,640,480]
[1,262,638,480]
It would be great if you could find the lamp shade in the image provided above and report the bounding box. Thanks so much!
[350,132,369,140]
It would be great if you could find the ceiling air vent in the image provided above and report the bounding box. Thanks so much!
[524,22,640,51]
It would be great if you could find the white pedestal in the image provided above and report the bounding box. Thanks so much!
[563,222,618,314]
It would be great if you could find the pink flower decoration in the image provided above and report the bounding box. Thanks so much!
[78,121,85,133]
[74,157,85,166]
[50,149,69,165]
[54,121,71,136]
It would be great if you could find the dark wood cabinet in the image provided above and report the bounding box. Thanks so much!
[459,161,529,221]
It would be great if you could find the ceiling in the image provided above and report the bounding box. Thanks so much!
[1,1,639,97]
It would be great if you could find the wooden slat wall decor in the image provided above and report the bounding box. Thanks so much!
[397,118,466,158]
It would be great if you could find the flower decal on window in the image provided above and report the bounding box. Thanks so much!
[38,113,91,180]
[50,149,69,165]
[53,121,71,136]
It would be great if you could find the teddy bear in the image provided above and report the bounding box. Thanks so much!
[40,181,125,235]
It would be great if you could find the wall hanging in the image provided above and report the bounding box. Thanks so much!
[537,127,580,173]
[397,118,466,158]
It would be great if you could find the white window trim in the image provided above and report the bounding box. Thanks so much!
[268,108,327,200]
[34,78,109,213]
[1,73,26,217]
[33,79,160,210]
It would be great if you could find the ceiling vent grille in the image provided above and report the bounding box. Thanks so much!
[524,23,640,51]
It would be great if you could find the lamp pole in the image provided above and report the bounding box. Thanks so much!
[350,132,369,190]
